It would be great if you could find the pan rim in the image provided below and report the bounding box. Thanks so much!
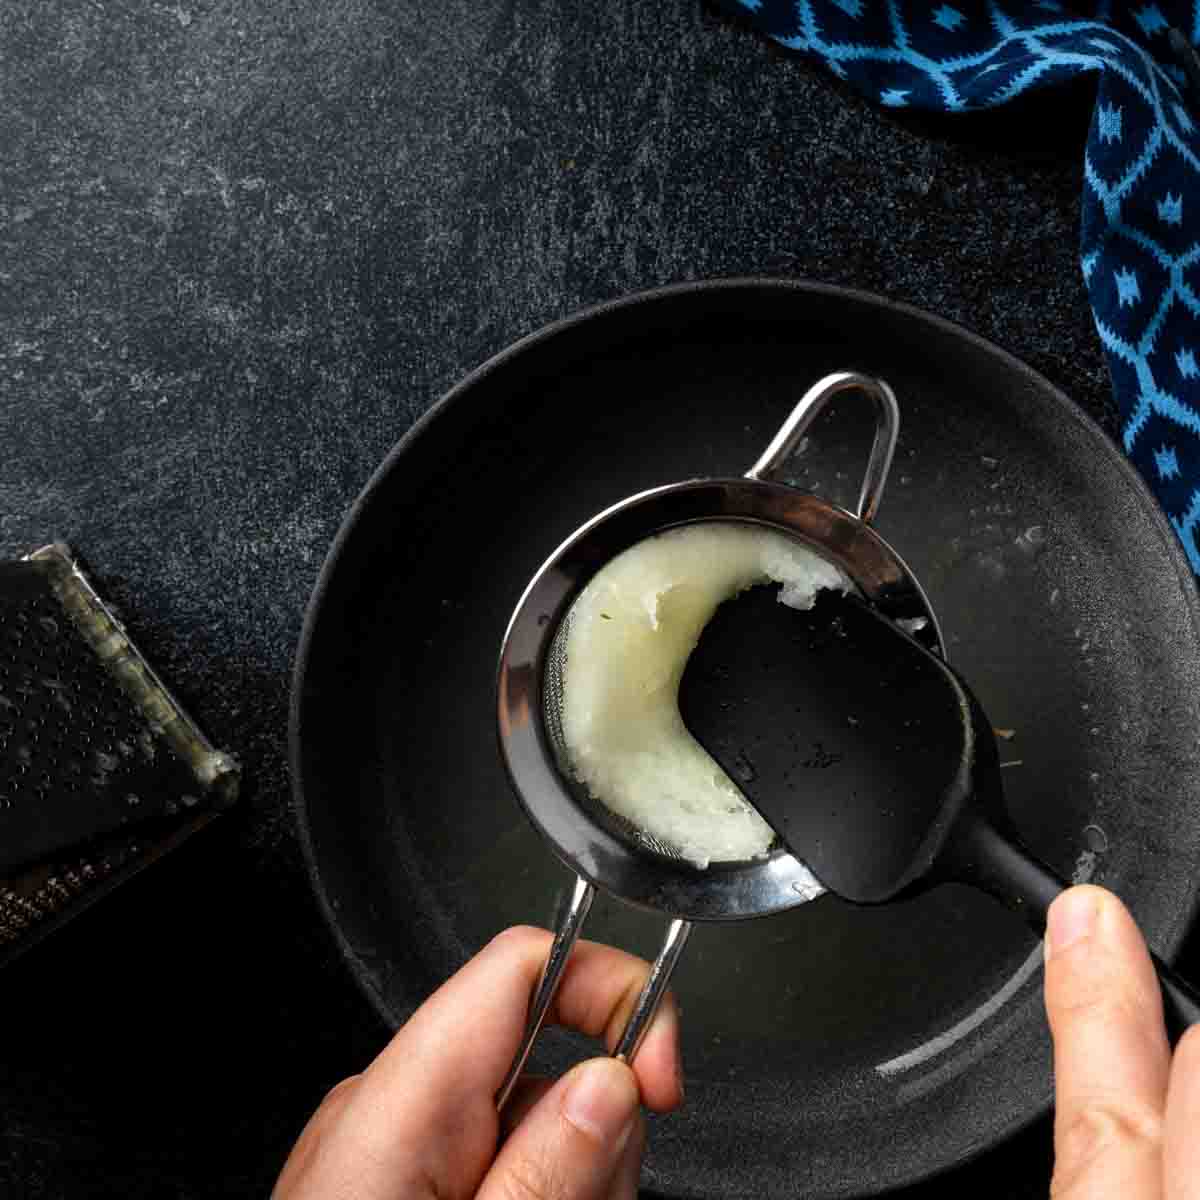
[289,275,1200,1197]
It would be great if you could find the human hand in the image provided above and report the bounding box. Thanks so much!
[1045,884,1200,1198]
[273,926,683,1200]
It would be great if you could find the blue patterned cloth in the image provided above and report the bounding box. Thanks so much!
[720,0,1200,575]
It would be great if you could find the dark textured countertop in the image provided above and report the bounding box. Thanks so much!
[1,1,1123,1195]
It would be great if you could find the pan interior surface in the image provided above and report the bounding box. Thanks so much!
[292,281,1200,1199]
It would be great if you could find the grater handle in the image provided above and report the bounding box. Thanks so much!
[745,372,900,526]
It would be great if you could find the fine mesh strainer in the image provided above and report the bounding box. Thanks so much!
[542,615,684,862]
[495,372,945,1105]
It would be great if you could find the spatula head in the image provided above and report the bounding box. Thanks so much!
[679,586,998,902]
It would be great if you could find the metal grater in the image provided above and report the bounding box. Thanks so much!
[0,544,239,963]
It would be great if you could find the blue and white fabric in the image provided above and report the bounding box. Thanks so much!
[719,0,1200,574]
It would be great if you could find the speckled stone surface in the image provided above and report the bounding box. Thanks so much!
[0,0,1138,1195]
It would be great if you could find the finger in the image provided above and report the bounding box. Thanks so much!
[544,937,684,1113]
[271,1075,362,1199]
[478,1057,640,1200]
[612,1109,646,1200]
[499,1076,647,1197]
[331,927,681,1199]
[1044,885,1170,1200]
[500,1076,555,1138]
[365,926,681,1120]
[1165,1025,1200,1200]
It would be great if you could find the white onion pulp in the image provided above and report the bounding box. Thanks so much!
[559,522,851,868]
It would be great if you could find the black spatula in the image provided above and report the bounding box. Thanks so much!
[678,585,1200,1036]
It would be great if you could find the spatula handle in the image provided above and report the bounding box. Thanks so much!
[951,816,1200,1041]
[949,815,1062,932]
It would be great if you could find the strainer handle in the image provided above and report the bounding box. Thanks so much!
[497,875,595,1110]
[745,371,900,525]
[496,877,694,1110]
[613,916,692,1063]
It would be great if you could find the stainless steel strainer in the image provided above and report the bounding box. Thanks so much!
[495,372,945,1105]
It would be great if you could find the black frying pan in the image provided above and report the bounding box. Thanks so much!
[290,279,1200,1199]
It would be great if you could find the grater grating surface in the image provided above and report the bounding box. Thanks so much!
[0,544,239,960]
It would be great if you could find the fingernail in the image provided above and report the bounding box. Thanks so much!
[1046,889,1099,960]
[562,1060,637,1147]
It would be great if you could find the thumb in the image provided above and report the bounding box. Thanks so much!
[478,1058,641,1200]
[1044,885,1170,1200]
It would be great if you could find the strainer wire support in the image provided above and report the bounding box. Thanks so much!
[746,371,899,525]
